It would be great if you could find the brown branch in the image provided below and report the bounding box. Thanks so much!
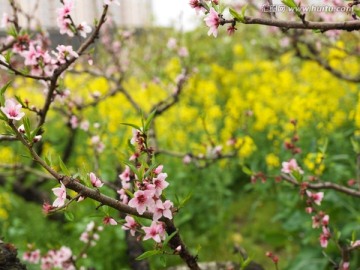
[281,174,360,198]
[0,134,18,141]
[242,17,360,31]
[151,69,188,117]
[8,120,201,270]
[37,5,109,129]
[294,41,360,83]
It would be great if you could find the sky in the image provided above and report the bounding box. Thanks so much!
[152,0,200,30]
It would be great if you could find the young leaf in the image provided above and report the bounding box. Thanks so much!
[0,80,12,96]
[120,122,141,130]
[159,255,167,267]
[64,211,75,221]
[242,165,252,176]
[58,156,70,175]
[178,192,192,209]
[318,138,328,154]
[241,256,253,268]
[135,250,162,261]
[15,96,25,107]
[163,229,178,248]
[229,7,245,23]
[45,152,53,167]
[144,109,157,132]
[143,162,159,178]
[22,117,32,140]
[351,137,360,154]
[354,8,360,18]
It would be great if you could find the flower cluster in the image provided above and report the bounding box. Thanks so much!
[57,0,91,38]
[116,129,175,243]
[79,221,103,246]
[304,189,331,248]
[23,246,75,270]
[121,164,173,221]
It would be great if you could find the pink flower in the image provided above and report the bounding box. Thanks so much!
[23,249,41,264]
[33,135,42,143]
[178,47,189,57]
[320,226,330,248]
[305,207,313,214]
[312,215,321,228]
[53,45,78,64]
[89,172,104,188]
[167,38,177,49]
[341,262,350,270]
[142,221,166,243]
[77,22,92,38]
[119,166,131,182]
[351,240,360,248]
[103,216,117,226]
[130,128,141,145]
[322,215,329,226]
[154,165,163,175]
[117,188,128,204]
[18,124,25,133]
[227,25,237,36]
[1,99,25,121]
[183,155,192,164]
[189,0,205,14]
[1,13,10,28]
[79,120,89,131]
[52,182,67,207]
[204,8,220,37]
[306,190,324,206]
[128,190,155,215]
[153,173,169,196]
[122,215,138,236]
[104,0,120,6]
[42,202,54,215]
[281,159,304,174]
[153,200,173,221]
[57,0,74,37]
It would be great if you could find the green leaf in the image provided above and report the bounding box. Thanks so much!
[163,229,178,248]
[354,8,360,18]
[352,231,356,242]
[241,256,253,268]
[144,109,157,132]
[5,51,12,63]
[159,255,167,267]
[14,95,25,107]
[291,170,303,182]
[143,162,159,178]
[0,80,12,96]
[123,161,140,180]
[64,211,74,221]
[229,7,245,23]
[7,25,18,37]
[318,138,328,154]
[58,156,70,175]
[30,126,42,141]
[351,137,360,154]
[282,0,301,16]
[120,122,141,130]
[45,152,53,167]
[242,165,252,176]
[23,117,32,140]
[135,250,162,261]
[178,192,192,209]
